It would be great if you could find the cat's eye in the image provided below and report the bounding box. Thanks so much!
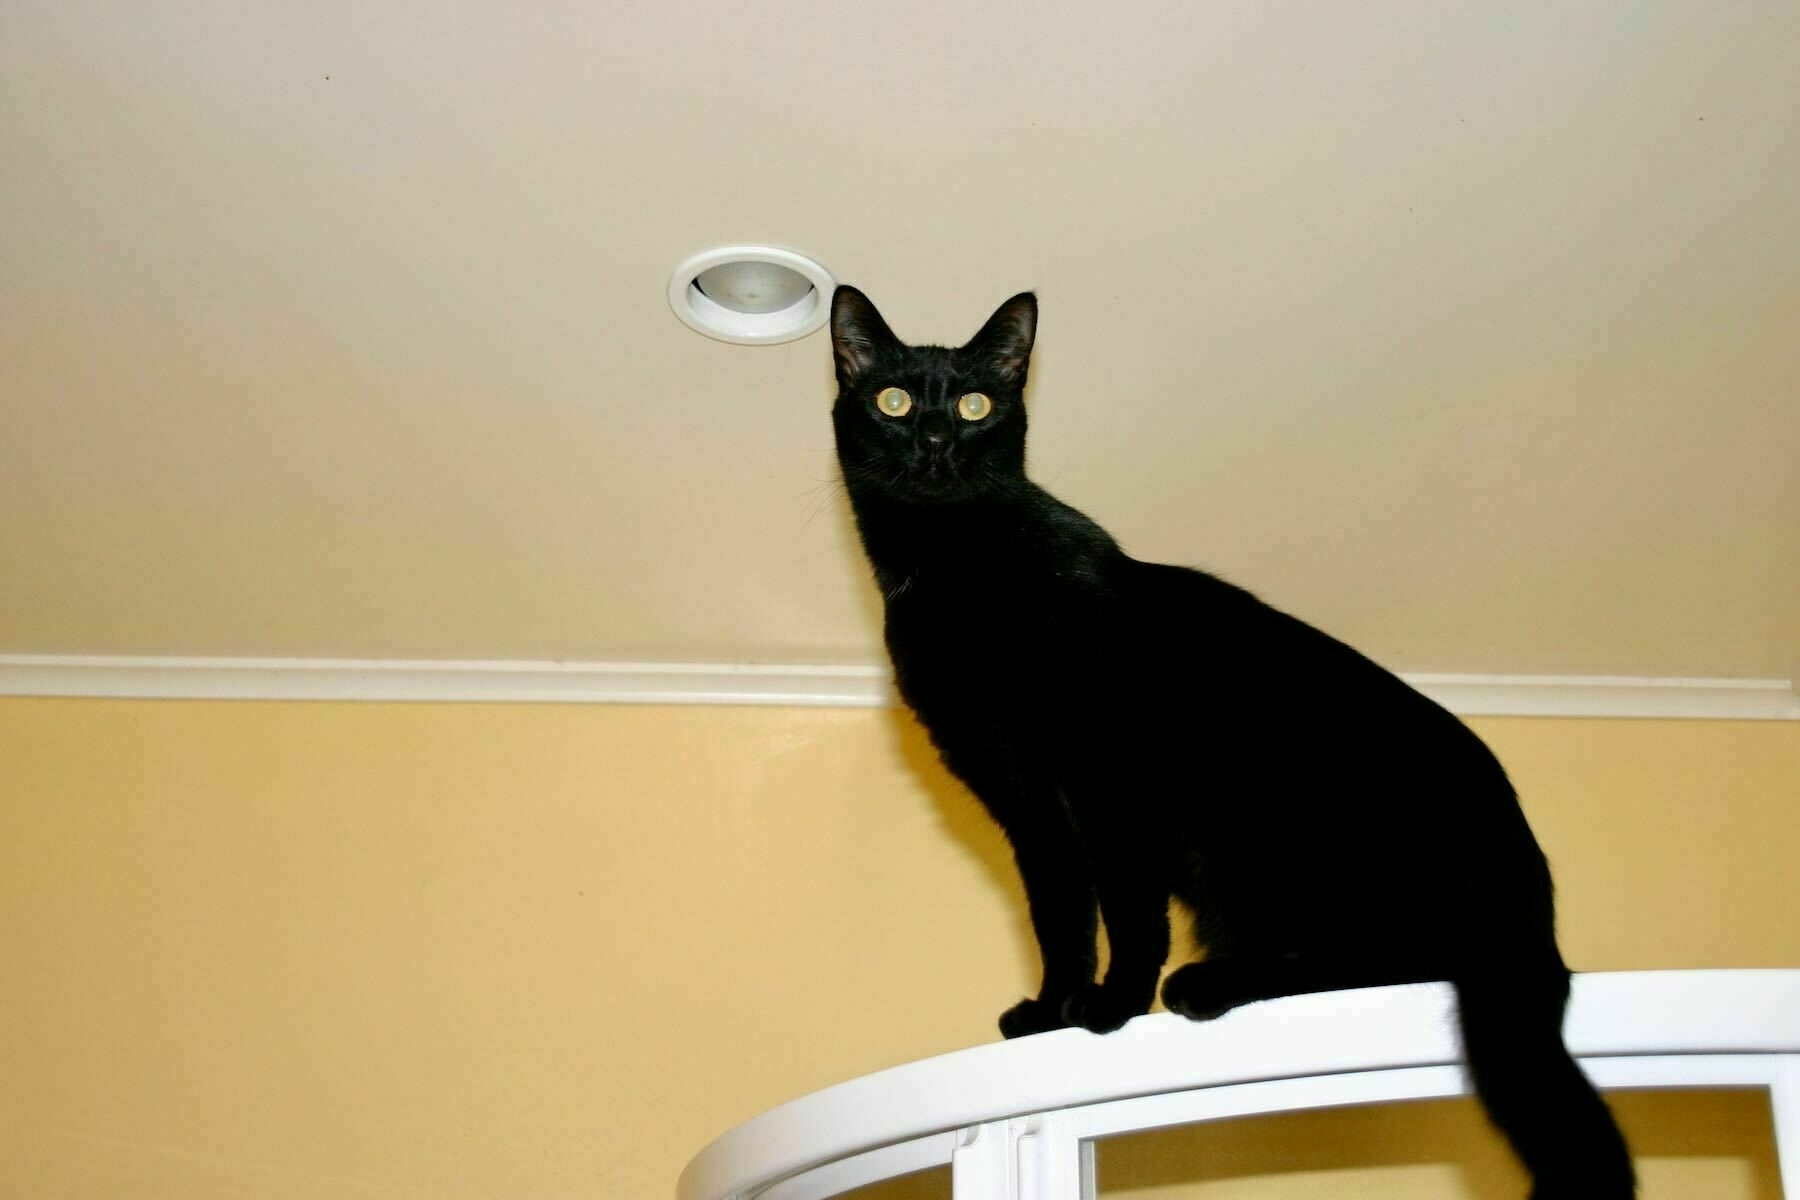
[876,387,913,417]
[957,392,993,421]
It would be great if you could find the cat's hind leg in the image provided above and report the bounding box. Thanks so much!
[1161,953,1444,1021]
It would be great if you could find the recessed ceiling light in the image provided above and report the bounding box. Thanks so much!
[667,246,836,345]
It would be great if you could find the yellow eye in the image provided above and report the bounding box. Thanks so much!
[876,387,912,417]
[957,392,992,421]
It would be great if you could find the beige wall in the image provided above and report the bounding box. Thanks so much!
[1,699,1795,1199]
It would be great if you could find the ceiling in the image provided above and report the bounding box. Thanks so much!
[3,1,1796,679]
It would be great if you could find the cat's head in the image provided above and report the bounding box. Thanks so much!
[830,287,1037,502]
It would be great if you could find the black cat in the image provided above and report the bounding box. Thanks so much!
[828,286,1635,1199]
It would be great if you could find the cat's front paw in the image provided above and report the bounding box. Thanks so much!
[1160,963,1246,1022]
[999,996,1070,1039]
[1060,983,1146,1034]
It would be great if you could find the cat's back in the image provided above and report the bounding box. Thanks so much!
[1118,556,1512,790]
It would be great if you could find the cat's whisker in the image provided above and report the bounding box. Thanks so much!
[800,479,850,529]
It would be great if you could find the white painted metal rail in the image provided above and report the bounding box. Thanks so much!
[679,970,1800,1200]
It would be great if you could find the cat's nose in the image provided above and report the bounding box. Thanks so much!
[918,412,953,454]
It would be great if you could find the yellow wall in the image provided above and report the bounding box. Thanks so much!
[1,699,1795,1199]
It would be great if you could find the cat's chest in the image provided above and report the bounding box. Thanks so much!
[882,569,1111,718]
[885,566,1083,640]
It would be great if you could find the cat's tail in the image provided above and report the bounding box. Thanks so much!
[1454,966,1636,1199]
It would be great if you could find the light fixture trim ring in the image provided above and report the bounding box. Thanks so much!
[667,245,836,345]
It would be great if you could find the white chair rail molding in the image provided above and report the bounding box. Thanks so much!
[679,970,1800,1200]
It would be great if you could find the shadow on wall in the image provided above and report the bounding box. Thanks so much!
[844,1090,1779,1200]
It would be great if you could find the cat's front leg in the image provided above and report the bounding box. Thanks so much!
[1061,857,1169,1034]
[994,810,1098,1039]
[997,996,1067,1038]
[932,742,1098,1039]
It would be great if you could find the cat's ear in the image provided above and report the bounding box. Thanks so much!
[831,286,900,387]
[963,292,1038,386]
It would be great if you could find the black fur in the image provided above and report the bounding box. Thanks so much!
[828,285,1635,1200]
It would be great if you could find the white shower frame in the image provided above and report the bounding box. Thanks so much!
[679,970,1800,1200]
